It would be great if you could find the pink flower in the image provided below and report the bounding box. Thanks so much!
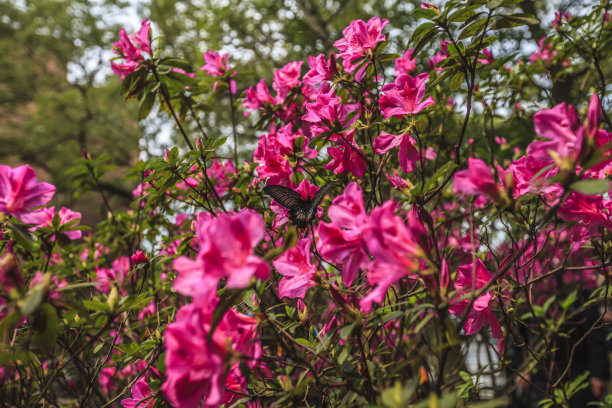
[200,49,231,76]
[207,159,236,196]
[449,259,502,338]
[508,156,560,198]
[553,11,571,28]
[379,73,436,119]
[477,48,494,65]
[36,206,82,240]
[558,192,612,233]
[131,251,149,265]
[317,182,369,286]
[373,131,419,172]
[302,88,360,135]
[303,54,337,86]
[386,170,409,189]
[243,79,275,115]
[428,52,446,72]
[421,2,440,11]
[360,201,421,313]
[529,36,557,65]
[273,238,317,298]
[172,210,269,300]
[453,158,502,198]
[0,164,55,224]
[273,61,303,98]
[121,377,154,408]
[334,17,389,72]
[111,20,151,81]
[527,102,582,163]
[325,130,367,177]
[162,297,261,408]
[394,49,417,76]
[587,93,602,138]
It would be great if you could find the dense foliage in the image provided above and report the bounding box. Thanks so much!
[1,1,612,407]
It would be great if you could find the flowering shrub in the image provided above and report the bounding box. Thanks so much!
[1,1,612,407]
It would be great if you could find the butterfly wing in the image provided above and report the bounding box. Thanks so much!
[263,185,303,210]
[312,182,336,207]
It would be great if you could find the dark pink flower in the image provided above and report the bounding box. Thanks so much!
[529,36,557,65]
[508,156,560,198]
[325,130,367,177]
[587,93,602,138]
[386,170,409,189]
[172,210,269,300]
[36,206,82,240]
[273,61,303,98]
[243,79,275,115]
[421,2,440,11]
[360,201,421,313]
[449,259,502,338]
[317,182,369,286]
[373,131,419,172]
[394,49,417,76]
[207,159,236,196]
[302,88,360,135]
[559,192,612,233]
[477,48,494,65]
[200,49,231,77]
[0,164,55,224]
[379,73,436,119]
[527,102,582,162]
[273,238,317,299]
[453,158,502,198]
[111,20,151,81]
[162,297,261,408]
[121,377,154,408]
[131,250,149,265]
[303,54,337,85]
[428,52,446,72]
[334,17,389,72]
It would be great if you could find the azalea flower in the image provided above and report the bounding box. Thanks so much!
[453,158,503,199]
[449,259,502,338]
[303,54,337,86]
[121,377,154,408]
[379,73,436,119]
[172,210,269,300]
[273,61,303,99]
[325,130,367,177]
[373,130,419,172]
[302,88,360,135]
[394,49,417,76]
[273,238,317,298]
[0,164,55,224]
[334,17,389,73]
[243,79,275,115]
[111,19,151,81]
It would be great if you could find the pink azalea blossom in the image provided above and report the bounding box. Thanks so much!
[273,61,303,99]
[325,130,367,177]
[302,88,360,135]
[527,102,582,163]
[131,250,148,265]
[449,259,502,338]
[394,49,417,76]
[243,79,275,115]
[162,297,261,408]
[386,170,409,189]
[477,48,494,65]
[360,201,421,313]
[428,52,446,72]
[0,164,55,224]
[317,182,369,286]
[508,156,560,198]
[453,158,502,198]
[201,49,237,94]
[558,192,612,233]
[303,54,337,85]
[379,73,436,119]
[273,238,317,298]
[334,17,389,72]
[207,159,236,196]
[172,210,269,300]
[111,20,151,81]
[36,206,82,240]
[121,377,154,408]
[373,131,419,172]
[529,36,558,65]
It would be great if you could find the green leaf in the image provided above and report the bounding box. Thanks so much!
[138,91,157,121]
[31,303,58,353]
[339,322,355,340]
[83,300,110,313]
[160,57,193,72]
[21,286,45,316]
[570,179,610,195]
[450,71,464,92]
[458,18,489,40]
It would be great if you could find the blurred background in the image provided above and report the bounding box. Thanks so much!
[0,0,585,225]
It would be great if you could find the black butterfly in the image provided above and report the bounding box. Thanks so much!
[264,182,335,229]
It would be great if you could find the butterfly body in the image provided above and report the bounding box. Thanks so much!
[264,182,335,229]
